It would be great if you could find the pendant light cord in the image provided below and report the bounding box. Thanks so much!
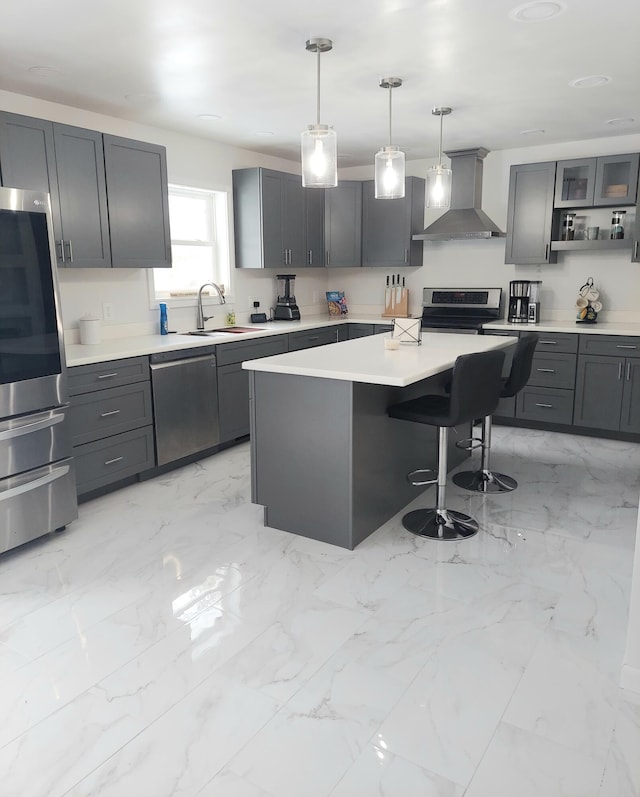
[438,111,443,167]
[388,85,393,147]
[316,48,321,126]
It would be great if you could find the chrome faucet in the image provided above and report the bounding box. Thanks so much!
[196,282,226,329]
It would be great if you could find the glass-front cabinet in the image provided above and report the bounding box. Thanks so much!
[555,154,639,208]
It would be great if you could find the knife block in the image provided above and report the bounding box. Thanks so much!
[382,287,409,318]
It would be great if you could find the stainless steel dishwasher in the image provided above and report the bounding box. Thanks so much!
[149,346,219,466]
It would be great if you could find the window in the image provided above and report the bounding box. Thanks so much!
[152,185,230,301]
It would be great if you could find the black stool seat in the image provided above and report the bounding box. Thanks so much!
[453,332,539,494]
[388,349,505,541]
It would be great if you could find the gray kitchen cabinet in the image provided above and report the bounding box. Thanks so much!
[103,135,171,268]
[632,171,640,262]
[68,356,154,495]
[288,326,338,351]
[505,161,558,265]
[361,177,425,267]
[374,324,394,334]
[216,335,288,443]
[233,168,306,268]
[325,180,362,267]
[516,385,574,425]
[0,112,111,268]
[348,323,374,339]
[304,187,325,267]
[555,154,639,208]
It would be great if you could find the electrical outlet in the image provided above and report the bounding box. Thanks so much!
[102,302,114,321]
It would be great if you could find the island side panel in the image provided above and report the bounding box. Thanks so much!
[250,370,356,548]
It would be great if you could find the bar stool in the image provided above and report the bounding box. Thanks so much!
[453,332,538,493]
[387,349,505,541]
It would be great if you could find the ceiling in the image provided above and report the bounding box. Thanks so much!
[1,0,638,167]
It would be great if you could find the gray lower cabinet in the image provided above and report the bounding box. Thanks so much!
[103,135,171,268]
[288,327,338,351]
[361,177,425,267]
[505,161,557,265]
[68,356,154,495]
[216,336,288,443]
[348,323,374,339]
[325,181,362,267]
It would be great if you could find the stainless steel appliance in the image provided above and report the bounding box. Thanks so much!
[150,347,219,466]
[421,287,502,334]
[0,187,77,555]
[508,280,531,323]
[528,280,542,323]
[274,274,300,321]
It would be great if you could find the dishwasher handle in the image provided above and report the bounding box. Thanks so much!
[149,346,217,365]
[150,352,216,370]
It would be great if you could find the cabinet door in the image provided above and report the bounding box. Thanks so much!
[103,135,171,268]
[574,355,624,430]
[554,158,597,207]
[594,153,639,206]
[282,173,305,267]
[325,181,362,267]
[620,359,640,433]
[304,187,325,267]
[261,170,285,268]
[0,112,63,252]
[218,362,250,442]
[633,189,640,263]
[505,162,557,265]
[362,177,424,267]
[348,323,374,339]
[53,124,111,268]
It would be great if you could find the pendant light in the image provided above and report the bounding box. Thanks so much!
[301,37,337,188]
[426,107,452,208]
[374,77,405,199]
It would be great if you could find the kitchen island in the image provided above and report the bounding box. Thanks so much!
[244,332,516,549]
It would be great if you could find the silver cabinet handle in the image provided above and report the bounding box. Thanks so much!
[616,344,637,349]
[97,373,118,380]
[619,362,623,379]
[308,336,319,342]
[538,340,558,345]
[308,249,313,265]
[326,251,330,266]
[0,464,70,502]
[0,409,65,441]
[100,409,121,417]
[57,240,65,262]
[545,244,549,260]
[104,456,124,466]
[535,403,553,408]
[283,249,287,265]
[404,248,409,264]
[627,362,631,381]
[635,241,639,259]
[536,368,556,373]
[64,240,73,263]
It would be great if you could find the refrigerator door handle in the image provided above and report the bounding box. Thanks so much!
[0,409,66,441]
[0,464,70,502]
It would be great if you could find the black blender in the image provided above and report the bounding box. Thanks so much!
[274,274,300,321]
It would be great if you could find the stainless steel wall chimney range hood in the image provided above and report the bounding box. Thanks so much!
[413,147,505,240]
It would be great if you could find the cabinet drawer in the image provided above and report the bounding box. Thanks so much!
[348,323,374,339]
[68,356,149,395]
[517,386,574,425]
[374,324,394,335]
[74,426,154,495]
[215,335,288,367]
[288,327,338,351]
[69,382,153,445]
[527,352,576,389]
[534,332,578,354]
[578,334,640,358]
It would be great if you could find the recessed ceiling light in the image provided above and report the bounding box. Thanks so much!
[509,1,565,22]
[520,128,546,135]
[28,66,62,79]
[569,75,611,88]
[197,114,222,121]
[606,117,635,125]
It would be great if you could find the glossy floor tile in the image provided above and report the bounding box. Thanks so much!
[0,428,638,796]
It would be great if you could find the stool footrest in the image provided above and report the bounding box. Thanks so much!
[455,436,483,452]
[407,468,437,487]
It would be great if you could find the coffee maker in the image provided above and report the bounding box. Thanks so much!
[528,280,542,323]
[274,274,300,321]
[508,280,530,323]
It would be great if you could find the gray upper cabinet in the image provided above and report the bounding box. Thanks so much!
[505,161,557,265]
[233,168,306,269]
[554,158,597,208]
[324,180,362,267]
[361,177,425,267]
[555,154,639,208]
[0,112,111,267]
[304,187,325,267]
[103,135,171,268]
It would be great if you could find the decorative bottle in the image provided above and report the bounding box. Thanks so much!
[159,303,169,335]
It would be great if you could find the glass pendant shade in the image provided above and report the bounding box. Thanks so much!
[426,163,452,208]
[375,146,405,199]
[301,124,338,188]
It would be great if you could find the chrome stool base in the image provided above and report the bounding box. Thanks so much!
[402,507,479,540]
[453,469,518,493]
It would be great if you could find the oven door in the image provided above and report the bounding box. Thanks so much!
[0,188,67,417]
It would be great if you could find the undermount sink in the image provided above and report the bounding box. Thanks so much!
[185,330,235,337]
[185,326,266,337]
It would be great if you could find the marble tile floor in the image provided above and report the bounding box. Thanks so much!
[1,427,640,796]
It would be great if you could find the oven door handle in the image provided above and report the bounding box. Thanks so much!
[0,464,70,502]
[0,409,66,441]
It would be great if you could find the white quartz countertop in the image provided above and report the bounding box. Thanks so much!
[483,320,640,336]
[242,332,516,387]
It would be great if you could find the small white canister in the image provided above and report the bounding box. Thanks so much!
[79,314,102,345]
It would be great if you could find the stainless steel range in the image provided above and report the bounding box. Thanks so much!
[0,187,77,555]
[421,287,503,334]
